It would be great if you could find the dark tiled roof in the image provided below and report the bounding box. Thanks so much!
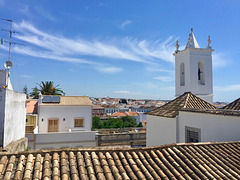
[146,92,217,118]
[1,141,240,179]
[181,108,240,117]
[221,97,240,110]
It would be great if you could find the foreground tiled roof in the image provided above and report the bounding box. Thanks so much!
[146,92,217,118]
[221,97,240,110]
[40,96,92,106]
[1,141,240,179]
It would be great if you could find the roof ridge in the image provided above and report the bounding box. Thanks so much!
[183,93,190,108]
[221,97,240,110]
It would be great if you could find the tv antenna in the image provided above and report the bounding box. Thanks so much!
[1,18,25,72]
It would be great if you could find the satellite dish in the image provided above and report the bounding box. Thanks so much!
[4,60,13,70]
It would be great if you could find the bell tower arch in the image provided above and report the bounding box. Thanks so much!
[173,29,214,104]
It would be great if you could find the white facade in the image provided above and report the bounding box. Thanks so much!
[174,30,214,104]
[147,112,240,146]
[178,111,240,143]
[0,70,26,147]
[146,115,176,146]
[27,131,96,150]
[38,105,92,133]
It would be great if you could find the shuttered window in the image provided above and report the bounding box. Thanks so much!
[48,119,59,132]
[185,126,201,143]
[74,118,84,127]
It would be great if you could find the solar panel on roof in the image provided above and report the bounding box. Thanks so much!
[51,96,60,103]
[42,96,60,103]
[42,96,51,103]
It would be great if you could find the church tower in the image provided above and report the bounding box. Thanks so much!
[173,29,214,104]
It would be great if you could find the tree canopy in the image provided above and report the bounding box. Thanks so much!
[30,81,64,99]
[92,116,142,129]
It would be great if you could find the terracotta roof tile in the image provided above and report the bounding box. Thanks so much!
[2,141,240,179]
[146,92,217,117]
[26,100,38,114]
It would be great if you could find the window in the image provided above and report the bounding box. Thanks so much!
[74,118,84,127]
[198,61,205,85]
[185,126,201,143]
[48,119,59,132]
[180,63,185,86]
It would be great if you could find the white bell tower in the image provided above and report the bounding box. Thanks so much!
[173,29,214,104]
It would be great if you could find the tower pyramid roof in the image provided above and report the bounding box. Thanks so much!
[146,92,217,118]
[185,28,200,49]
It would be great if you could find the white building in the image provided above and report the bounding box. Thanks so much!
[0,70,26,148]
[146,29,240,146]
[37,95,93,133]
[174,29,214,104]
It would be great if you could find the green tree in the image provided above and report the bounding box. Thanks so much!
[92,116,103,129]
[22,85,29,99]
[92,115,139,129]
[30,81,64,98]
[30,86,39,99]
[37,81,64,95]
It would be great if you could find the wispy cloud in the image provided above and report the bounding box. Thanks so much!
[35,7,56,21]
[95,66,123,74]
[114,90,141,95]
[212,53,226,68]
[7,21,176,73]
[120,20,132,30]
[19,5,31,16]
[20,74,33,79]
[214,84,240,91]
[154,76,173,82]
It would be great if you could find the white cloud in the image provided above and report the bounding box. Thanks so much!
[35,7,56,21]
[96,66,123,74]
[114,90,141,95]
[154,76,173,82]
[20,74,32,79]
[8,21,176,74]
[19,5,31,16]
[120,20,132,29]
[212,53,226,68]
[214,84,240,91]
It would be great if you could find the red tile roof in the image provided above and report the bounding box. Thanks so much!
[1,141,240,179]
[125,111,139,116]
[26,100,38,114]
[111,111,126,117]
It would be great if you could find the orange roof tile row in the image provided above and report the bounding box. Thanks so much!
[111,111,139,117]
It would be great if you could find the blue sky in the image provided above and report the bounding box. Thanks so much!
[0,0,240,102]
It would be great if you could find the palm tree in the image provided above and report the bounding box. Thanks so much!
[37,81,64,95]
[30,81,64,98]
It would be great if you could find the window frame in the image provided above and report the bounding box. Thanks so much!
[74,118,84,128]
[185,126,201,143]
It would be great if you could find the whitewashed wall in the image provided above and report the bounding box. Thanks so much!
[175,49,213,104]
[4,89,26,147]
[178,111,240,143]
[146,115,176,146]
[38,105,92,133]
[32,131,96,149]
